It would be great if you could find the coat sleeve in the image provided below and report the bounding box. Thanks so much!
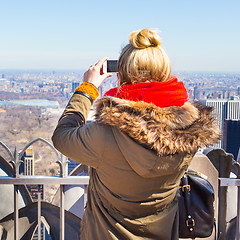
[52,93,105,168]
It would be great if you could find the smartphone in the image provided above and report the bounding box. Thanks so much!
[103,60,118,73]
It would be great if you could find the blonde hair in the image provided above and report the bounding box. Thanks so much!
[118,29,171,85]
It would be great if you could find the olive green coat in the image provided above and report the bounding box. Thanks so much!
[52,93,220,240]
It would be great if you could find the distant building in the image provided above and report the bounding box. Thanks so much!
[20,149,44,200]
[23,148,35,176]
[98,85,104,97]
[227,99,240,119]
[223,120,240,160]
[203,100,227,131]
[27,185,44,200]
[22,149,45,240]
[187,87,194,100]
[72,82,79,92]
[193,86,200,100]
[202,100,240,147]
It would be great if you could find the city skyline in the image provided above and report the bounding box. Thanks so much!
[0,0,240,72]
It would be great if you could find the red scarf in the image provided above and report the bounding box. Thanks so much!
[104,77,188,107]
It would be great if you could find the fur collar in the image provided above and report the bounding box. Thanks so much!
[94,97,220,156]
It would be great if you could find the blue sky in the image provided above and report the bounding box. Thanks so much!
[0,0,239,72]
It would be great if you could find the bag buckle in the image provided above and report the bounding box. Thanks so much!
[182,185,191,192]
[186,216,195,232]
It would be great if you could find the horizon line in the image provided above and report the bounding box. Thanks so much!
[0,69,240,74]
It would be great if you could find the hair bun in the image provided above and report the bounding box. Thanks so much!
[129,29,161,49]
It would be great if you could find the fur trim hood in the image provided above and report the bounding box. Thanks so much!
[94,97,220,157]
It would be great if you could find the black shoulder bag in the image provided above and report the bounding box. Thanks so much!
[178,170,215,239]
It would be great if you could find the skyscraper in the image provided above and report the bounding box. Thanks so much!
[194,86,200,100]
[202,100,240,148]
[20,148,44,200]
[72,81,79,92]
[227,100,240,120]
[98,85,104,97]
[21,149,45,239]
[23,148,35,176]
[223,120,240,160]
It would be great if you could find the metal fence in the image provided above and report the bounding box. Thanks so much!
[0,138,89,240]
[0,175,89,240]
[1,138,240,240]
[219,177,240,240]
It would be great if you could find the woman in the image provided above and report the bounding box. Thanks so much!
[52,29,220,240]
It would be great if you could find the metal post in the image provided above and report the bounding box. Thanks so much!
[237,186,240,240]
[38,191,41,240]
[14,185,19,240]
[60,185,65,240]
[43,224,45,240]
[236,166,240,240]
[237,150,240,240]
[84,185,88,207]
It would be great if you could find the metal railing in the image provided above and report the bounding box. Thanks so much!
[1,138,240,240]
[5,176,240,240]
[219,177,240,240]
[0,175,89,240]
[0,138,89,240]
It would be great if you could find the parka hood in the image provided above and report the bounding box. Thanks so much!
[94,97,220,177]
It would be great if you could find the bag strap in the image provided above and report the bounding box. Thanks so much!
[181,174,195,235]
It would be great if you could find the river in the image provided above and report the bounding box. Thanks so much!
[0,99,60,108]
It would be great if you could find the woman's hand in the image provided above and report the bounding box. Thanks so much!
[83,57,113,88]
